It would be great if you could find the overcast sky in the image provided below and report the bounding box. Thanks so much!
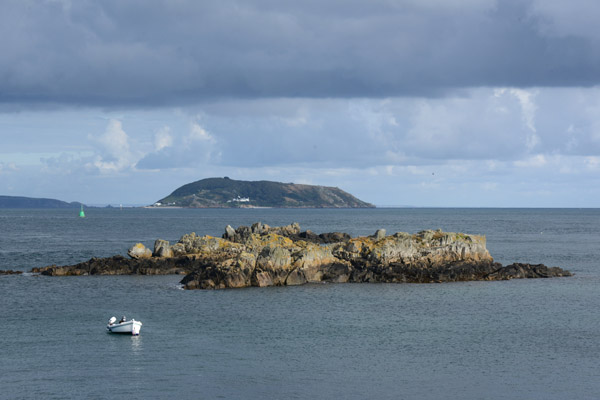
[1,0,600,207]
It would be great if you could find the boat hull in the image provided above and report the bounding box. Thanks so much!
[107,320,142,335]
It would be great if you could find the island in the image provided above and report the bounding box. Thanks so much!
[151,177,374,208]
[33,222,571,289]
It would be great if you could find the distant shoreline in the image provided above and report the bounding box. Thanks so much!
[142,206,184,209]
[142,205,381,209]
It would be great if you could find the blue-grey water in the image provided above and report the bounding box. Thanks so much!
[1,208,599,399]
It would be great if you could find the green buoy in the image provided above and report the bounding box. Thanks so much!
[79,205,85,218]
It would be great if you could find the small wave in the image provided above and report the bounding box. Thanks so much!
[170,283,185,290]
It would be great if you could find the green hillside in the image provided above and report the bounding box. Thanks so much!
[155,177,374,208]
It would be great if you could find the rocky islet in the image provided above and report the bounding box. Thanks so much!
[32,222,572,289]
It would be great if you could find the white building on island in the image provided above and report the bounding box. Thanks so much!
[227,196,250,203]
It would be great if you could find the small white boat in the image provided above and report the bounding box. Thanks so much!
[107,316,142,335]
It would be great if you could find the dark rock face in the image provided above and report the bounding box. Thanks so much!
[485,263,572,280]
[179,259,571,289]
[32,222,572,289]
[0,270,23,275]
[153,239,173,258]
[32,255,191,276]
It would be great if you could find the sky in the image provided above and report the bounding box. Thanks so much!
[1,0,600,207]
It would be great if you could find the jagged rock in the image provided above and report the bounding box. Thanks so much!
[153,239,173,258]
[171,242,186,257]
[128,243,152,259]
[253,245,294,286]
[224,224,236,239]
[318,232,351,243]
[273,222,301,236]
[251,222,268,234]
[225,222,302,244]
[285,268,307,286]
[179,251,256,289]
[222,221,349,245]
[374,229,386,240]
[294,244,339,282]
[298,230,319,242]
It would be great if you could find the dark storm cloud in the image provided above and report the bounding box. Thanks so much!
[1,0,599,107]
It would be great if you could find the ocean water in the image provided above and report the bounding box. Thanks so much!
[1,208,599,399]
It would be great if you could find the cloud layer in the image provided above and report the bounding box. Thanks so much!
[2,0,600,107]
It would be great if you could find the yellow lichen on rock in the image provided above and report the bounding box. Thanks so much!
[128,243,152,259]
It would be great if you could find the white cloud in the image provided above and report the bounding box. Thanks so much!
[186,121,214,144]
[135,119,220,169]
[510,88,538,141]
[87,119,137,173]
[154,126,173,151]
[97,120,130,154]
[184,121,219,163]
[496,88,540,151]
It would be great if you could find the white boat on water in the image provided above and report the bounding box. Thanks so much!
[107,316,142,335]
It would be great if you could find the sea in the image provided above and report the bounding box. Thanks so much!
[1,208,599,399]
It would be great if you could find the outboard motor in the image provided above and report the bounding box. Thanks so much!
[108,316,117,325]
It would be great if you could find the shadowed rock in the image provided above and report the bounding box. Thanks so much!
[0,270,23,275]
[153,239,173,258]
[32,255,193,276]
[485,263,572,280]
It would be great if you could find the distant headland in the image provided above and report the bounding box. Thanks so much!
[151,177,374,208]
[0,195,83,209]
